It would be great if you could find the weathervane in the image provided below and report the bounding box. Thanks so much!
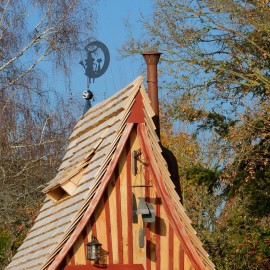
[80,40,110,115]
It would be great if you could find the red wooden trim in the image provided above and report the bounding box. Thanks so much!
[137,123,206,270]
[48,123,134,270]
[145,224,151,270]
[145,165,150,200]
[64,264,145,270]
[169,225,174,270]
[126,140,133,264]
[145,166,151,270]
[155,195,161,270]
[104,188,113,264]
[127,92,145,123]
[180,244,184,270]
[115,168,123,263]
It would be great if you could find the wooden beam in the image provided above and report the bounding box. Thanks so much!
[115,167,124,264]
[126,139,133,264]
[169,224,174,270]
[180,244,185,270]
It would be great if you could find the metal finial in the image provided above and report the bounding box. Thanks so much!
[82,90,94,116]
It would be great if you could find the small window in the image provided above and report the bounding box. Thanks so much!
[44,139,103,202]
[45,169,84,202]
[47,186,70,202]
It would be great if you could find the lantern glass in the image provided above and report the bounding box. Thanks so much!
[86,235,102,262]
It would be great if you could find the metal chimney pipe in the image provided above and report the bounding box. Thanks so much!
[142,51,162,138]
[142,51,183,201]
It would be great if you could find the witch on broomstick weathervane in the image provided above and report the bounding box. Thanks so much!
[80,40,110,115]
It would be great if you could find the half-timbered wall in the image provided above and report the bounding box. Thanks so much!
[61,127,195,270]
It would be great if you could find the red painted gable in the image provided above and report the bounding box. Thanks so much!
[127,91,145,123]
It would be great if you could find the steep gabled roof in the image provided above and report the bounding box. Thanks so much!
[6,76,214,270]
[6,77,144,270]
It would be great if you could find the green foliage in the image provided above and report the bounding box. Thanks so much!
[227,148,270,217]
[182,172,270,269]
[207,201,270,270]
[186,165,221,193]
[0,213,35,270]
[0,229,11,268]
[198,112,238,137]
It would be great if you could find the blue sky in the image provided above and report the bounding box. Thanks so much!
[58,0,154,104]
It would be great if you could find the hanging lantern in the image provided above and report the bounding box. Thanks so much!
[86,235,102,262]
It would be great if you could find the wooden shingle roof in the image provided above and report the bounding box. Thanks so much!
[6,77,143,270]
[6,76,214,270]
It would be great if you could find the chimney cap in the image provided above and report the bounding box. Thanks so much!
[141,50,162,55]
[142,51,162,65]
